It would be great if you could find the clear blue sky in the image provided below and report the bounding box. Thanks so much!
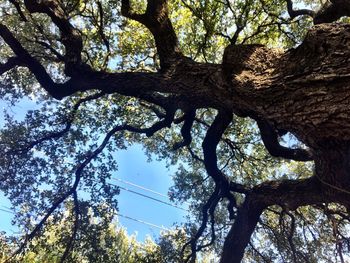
[0,99,187,241]
[111,144,187,240]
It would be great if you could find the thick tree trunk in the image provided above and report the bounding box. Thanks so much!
[220,173,350,262]
[222,23,350,146]
[220,197,265,263]
[220,24,350,262]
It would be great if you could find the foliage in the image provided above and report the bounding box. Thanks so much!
[1,0,350,262]
[0,205,215,263]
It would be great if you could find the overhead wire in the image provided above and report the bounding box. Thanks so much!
[117,213,168,231]
[0,205,169,232]
[0,178,188,233]
[114,184,188,212]
[0,207,13,214]
[112,177,191,206]
[113,178,169,199]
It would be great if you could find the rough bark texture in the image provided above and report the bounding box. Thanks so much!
[223,23,350,145]
[220,23,350,262]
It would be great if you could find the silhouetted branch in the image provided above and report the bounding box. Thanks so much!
[173,110,196,150]
[183,185,221,263]
[33,40,65,61]
[182,110,247,261]
[9,0,28,22]
[0,22,62,97]
[248,241,270,263]
[59,190,79,263]
[256,119,313,161]
[285,0,315,19]
[97,1,110,53]
[10,92,105,154]
[0,57,23,75]
[121,0,182,69]
[24,0,84,75]
[144,108,176,137]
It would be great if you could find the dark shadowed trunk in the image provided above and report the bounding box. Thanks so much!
[218,23,350,262]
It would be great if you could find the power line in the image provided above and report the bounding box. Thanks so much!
[114,184,188,212]
[0,179,189,233]
[0,205,169,232]
[0,207,13,214]
[113,178,168,199]
[112,177,191,206]
[117,213,168,231]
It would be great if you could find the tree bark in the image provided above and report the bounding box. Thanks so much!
[220,197,265,263]
[222,23,350,146]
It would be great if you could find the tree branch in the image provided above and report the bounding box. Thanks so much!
[11,92,105,154]
[59,190,79,263]
[173,110,196,150]
[221,177,321,263]
[0,23,166,100]
[121,0,182,70]
[220,194,265,263]
[7,121,124,260]
[202,110,232,183]
[33,39,65,61]
[97,1,110,53]
[9,0,28,22]
[183,185,221,263]
[23,0,84,75]
[0,57,23,75]
[256,119,313,161]
[0,20,186,102]
[0,22,60,97]
[285,211,298,263]
[248,241,270,263]
[285,0,315,20]
[313,0,350,24]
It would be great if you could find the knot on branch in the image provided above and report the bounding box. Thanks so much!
[222,44,281,82]
[284,23,350,83]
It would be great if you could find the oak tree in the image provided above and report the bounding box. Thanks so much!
[1,0,350,262]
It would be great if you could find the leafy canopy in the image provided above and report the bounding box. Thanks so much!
[1,0,350,262]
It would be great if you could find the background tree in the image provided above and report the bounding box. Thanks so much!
[0,204,207,263]
[1,0,350,262]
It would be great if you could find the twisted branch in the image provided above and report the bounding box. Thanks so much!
[23,0,84,75]
[285,0,315,20]
[121,0,182,70]
[173,110,196,150]
[256,118,313,162]
[0,57,23,75]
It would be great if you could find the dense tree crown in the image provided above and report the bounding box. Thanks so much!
[1,0,350,262]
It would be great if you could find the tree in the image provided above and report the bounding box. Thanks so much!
[0,204,203,263]
[1,0,350,262]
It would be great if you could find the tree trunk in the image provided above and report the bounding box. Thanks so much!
[222,23,350,147]
[220,197,265,263]
[220,24,350,262]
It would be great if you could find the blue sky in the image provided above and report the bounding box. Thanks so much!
[0,99,187,242]
[111,144,187,240]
